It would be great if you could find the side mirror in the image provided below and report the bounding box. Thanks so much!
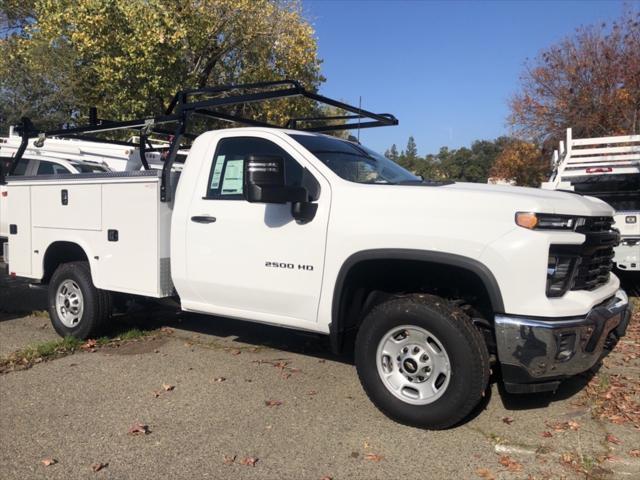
[243,155,319,223]
[244,155,306,204]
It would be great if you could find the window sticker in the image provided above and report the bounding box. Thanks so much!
[221,159,244,195]
[210,155,225,190]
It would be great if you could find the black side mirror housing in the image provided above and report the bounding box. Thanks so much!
[243,154,318,223]
[244,155,305,204]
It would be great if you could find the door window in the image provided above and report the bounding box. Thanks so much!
[205,137,304,199]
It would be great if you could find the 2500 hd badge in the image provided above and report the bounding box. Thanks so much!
[265,261,314,271]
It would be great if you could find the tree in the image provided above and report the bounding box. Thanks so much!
[489,140,547,187]
[509,9,640,143]
[388,136,513,183]
[405,136,418,161]
[385,144,399,162]
[0,0,324,131]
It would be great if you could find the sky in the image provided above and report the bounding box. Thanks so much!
[302,0,630,155]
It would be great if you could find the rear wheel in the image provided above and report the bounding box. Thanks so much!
[48,262,111,339]
[355,294,489,429]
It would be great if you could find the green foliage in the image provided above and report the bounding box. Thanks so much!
[404,136,418,161]
[0,0,324,131]
[13,336,83,363]
[117,328,146,340]
[390,136,513,183]
[385,144,399,162]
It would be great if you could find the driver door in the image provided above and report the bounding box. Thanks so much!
[184,133,330,329]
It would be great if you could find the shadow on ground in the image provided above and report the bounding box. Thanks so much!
[0,270,602,427]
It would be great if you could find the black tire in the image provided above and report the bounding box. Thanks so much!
[48,261,111,339]
[355,294,490,429]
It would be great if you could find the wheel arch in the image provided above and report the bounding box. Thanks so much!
[41,240,91,284]
[330,249,505,354]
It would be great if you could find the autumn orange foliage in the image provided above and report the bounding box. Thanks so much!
[509,9,640,143]
[489,140,547,187]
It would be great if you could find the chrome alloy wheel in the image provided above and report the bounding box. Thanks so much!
[55,280,84,328]
[376,326,451,405]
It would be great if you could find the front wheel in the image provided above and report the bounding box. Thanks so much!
[48,261,111,339]
[355,294,489,429]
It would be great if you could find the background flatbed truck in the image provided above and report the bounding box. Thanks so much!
[3,82,631,429]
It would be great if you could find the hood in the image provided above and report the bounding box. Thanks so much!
[440,182,615,217]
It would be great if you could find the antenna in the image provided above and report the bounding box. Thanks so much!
[357,96,362,142]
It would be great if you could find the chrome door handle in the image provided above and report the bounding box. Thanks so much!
[191,215,217,224]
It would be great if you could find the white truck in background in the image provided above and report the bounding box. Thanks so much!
[2,82,632,429]
[1,126,187,171]
[542,129,640,287]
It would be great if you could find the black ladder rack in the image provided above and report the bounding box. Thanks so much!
[6,80,398,201]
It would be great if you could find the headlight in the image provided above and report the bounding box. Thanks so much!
[516,212,584,230]
[546,254,579,297]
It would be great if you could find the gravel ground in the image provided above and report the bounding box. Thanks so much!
[1,272,639,480]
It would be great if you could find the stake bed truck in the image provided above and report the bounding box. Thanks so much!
[542,128,640,287]
[2,82,632,428]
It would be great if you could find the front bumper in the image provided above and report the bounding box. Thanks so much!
[495,289,631,393]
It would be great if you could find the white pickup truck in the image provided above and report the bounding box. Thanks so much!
[4,126,632,428]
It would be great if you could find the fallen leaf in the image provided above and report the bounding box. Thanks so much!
[475,467,495,480]
[498,455,523,472]
[502,416,514,425]
[363,441,371,449]
[629,449,640,457]
[41,458,57,466]
[230,349,242,355]
[81,339,97,351]
[223,454,236,465]
[239,457,258,467]
[264,399,283,407]
[364,453,383,462]
[600,453,620,463]
[213,377,226,383]
[546,420,580,432]
[160,327,173,334]
[127,422,150,435]
[162,384,175,391]
[152,390,161,398]
[91,462,108,472]
[542,431,553,438]
[606,434,622,445]
[567,420,580,430]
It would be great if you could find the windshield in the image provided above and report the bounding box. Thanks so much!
[71,162,109,173]
[289,134,420,184]
[566,174,640,210]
